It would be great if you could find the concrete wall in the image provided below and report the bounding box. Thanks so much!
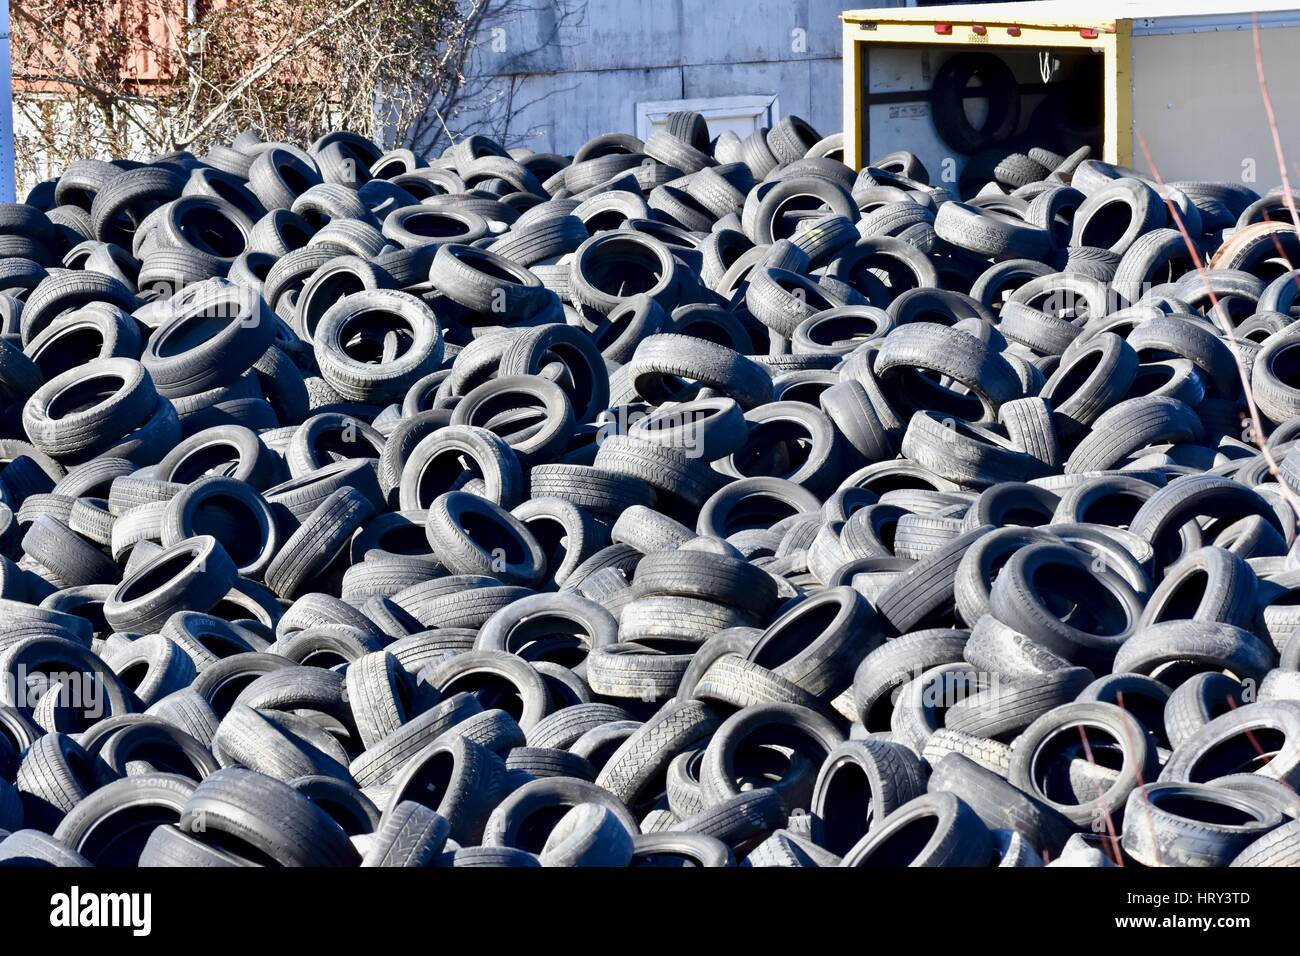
[453,0,907,154]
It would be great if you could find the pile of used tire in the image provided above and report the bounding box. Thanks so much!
[1,111,1300,869]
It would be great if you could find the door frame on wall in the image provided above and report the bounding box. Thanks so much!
[635,94,781,141]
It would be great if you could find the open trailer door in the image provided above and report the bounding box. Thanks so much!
[841,0,1300,192]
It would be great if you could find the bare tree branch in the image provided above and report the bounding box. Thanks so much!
[9,0,587,194]
[174,0,373,147]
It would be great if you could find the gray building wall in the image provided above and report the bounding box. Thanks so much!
[455,1,903,154]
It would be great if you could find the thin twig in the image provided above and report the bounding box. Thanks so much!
[174,0,373,147]
[1254,14,1300,237]
[1136,129,1300,528]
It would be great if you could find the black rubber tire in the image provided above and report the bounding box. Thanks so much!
[314,289,443,405]
[384,733,506,845]
[945,666,1095,741]
[141,280,275,398]
[1009,701,1159,829]
[104,535,237,635]
[178,767,358,866]
[929,54,1020,154]
[1122,781,1284,867]
[839,791,993,867]
[875,526,992,637]
[424,491,545,587]
[22,357,157,461]
[137,822,253,866]
[810,737,928,855]
[744,586,878,698]
[263,486,376,599]
[347,692,484,788]
[90,167,186,247]
[399,425,523,511]
[248,148,324,212]
[934,201,1051,261]
[52,773,195,866]
[1160,701,1300,788]
[631,549,779,617]
[594,698,720,809]
[699,702,843,810]
[901,411,1047,489]
[1130,475,1285,572]
[874,323,1020,424]
[0,829,92,867]
[359,801,450,867]
[161,475,280,578]
[1164,672,1245,750]
[537,803,635,867]
[419,650,550,731]
[988,541,1141,667]
[622,333,771,410]
[630,830,734,867]
[482,775,639,852]
[928,752,1075,854]
[1070,178,1166,255]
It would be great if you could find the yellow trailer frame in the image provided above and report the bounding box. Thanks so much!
[840,5,1133,171]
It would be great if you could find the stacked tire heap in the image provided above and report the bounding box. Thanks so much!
[1,113,1300,869]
